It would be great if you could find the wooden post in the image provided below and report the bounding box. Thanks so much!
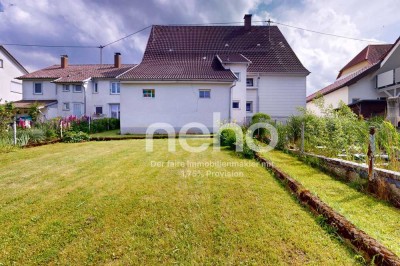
[60,121,63,139]
[88,116,91,133]
[13,117,17,145]
[301,122,305,154]
[367,127,376,181]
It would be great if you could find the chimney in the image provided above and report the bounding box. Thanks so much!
[244,14,252,30]
[61,55,68,68]
[114,52,121,68]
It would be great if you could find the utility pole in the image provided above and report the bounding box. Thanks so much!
[367,127,376,182]
[99,45,104,65]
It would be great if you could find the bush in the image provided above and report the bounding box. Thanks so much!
[219,129,237,148]
[27,128,46,143]
[62,131,90,143]
[239,139,255,159]
[70,117,120,134]
[250,113,271,140]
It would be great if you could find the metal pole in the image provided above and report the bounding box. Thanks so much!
[367,127,376,181]
[301,122,305,153]
[13,117,17,145]
[88,116,91,133]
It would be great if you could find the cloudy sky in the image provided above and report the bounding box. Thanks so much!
[0,0,398,95]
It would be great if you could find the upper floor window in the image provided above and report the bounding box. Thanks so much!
[0,59,3,68]
[110,82,120,94]
[73,85,83,93]
[33,83,42,94]
[143,89,155,98]
[234,72,240,81]
[62,84,70,92]
[246,78,254,87]
[199,89,211,98]
[232,101,240,109]
[93,83,99,93]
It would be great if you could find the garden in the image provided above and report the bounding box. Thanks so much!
[0,101,120,152]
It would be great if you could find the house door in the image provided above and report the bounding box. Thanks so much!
[73,103,83,117]
[110,104,120,119]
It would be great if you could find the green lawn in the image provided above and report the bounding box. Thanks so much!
[90,129,133,138]
[260,150,400,256]
[0,139,359,265]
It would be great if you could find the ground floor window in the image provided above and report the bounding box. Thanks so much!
[246,101,253,112]
[95,106,103,115]
[110,104,120,119]
[72,103,83,117]
[63,102,70,111]
[232,101,240,109]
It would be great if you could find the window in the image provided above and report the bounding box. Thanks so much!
[246,101,253,112]
[93,83,98,93]
[246,78,254,87]
[352,98,360,103]
[73,103,83,117]
[234,72,240,81]
[110,82,120,94]
[110,104,120,119]
[143,89,155,98]
[199,89,211,98]
[73,85,83,93]
[0,59,3,68]
[33,83,42,94]
[62,84,70,92]
[232,101,240,109]
[63,102,70,111]
[95,106,103,115]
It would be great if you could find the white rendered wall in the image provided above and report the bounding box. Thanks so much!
[22,80,57,100]
[307,86,348,115]
[258,74,306,121]
[120,82,231,134]
[0,49,26,103]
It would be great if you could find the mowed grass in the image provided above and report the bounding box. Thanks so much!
[261,150,400,256]
[0,139,359,265]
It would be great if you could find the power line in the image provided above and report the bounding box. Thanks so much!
[0,43,98,48]
[254,20,382,43]
[102,25,152,47]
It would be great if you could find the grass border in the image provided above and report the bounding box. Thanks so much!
[255,153,400,266]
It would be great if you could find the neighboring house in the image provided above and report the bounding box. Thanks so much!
[118,14,309,133]
[0,46,28,103]
[306,41,400,119]
[17,54,135,120]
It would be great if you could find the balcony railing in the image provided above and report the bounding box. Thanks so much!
[376,67,400,89]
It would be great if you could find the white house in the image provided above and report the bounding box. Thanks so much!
[0,46,28,103]
[17,54,136,120]
[307,39,400,120]
[118,14,309,133]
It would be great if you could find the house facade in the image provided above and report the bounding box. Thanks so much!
[0,46,28,103]
[17,54,135,120]
[118,14,309,133]
[307,41,400,120]
[17,14,309,132]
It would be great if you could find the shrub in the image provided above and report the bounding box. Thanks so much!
[250,113,271,140]
[70,117,120,134]
[219,129,237,148]
[28,128,46,143]
[239,139,255,159]
[62,131,90,143]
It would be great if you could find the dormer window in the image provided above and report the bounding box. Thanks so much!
[33,83,42,94]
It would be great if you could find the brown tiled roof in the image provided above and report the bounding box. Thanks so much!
[13,100,57,109]
[338,44,392,78]
[17,64,136,83]
[306,63,380,102]
[120,25,309,80]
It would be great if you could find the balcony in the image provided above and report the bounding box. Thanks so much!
[376,67,400,89]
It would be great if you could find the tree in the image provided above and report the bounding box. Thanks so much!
[0,100,15,133]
